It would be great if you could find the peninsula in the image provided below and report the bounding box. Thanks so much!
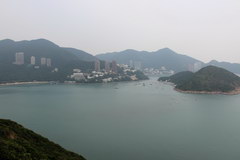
[159,66,240,95]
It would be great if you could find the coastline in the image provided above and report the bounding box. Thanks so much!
[175,88,240,95]
[0,81,50,86]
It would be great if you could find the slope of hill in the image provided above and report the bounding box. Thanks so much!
[63,48,97,62]
[96,48,201,72]
[159,71,194,86]
[0,39,95,82]
[205,60,240,74]
[0,39,78,67]
[159,66,240,94]
[0,119,86,160]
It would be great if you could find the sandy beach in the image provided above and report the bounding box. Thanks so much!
[0,81,50,86]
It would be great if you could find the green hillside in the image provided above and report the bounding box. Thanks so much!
[205,60,240,74]
[0,119,86,160]
[159,71,194,86]
[0,39,95,83]
[63,48,97,62]
[159,66,240,92]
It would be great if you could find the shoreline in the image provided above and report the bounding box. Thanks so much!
[175,88,240,95]
[0,79,148,86]
[0,81,50,86]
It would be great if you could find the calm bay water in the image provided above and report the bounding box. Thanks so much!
[1,77,240,160]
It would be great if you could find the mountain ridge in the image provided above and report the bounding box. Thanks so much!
[1,38,240,74]
[96,48,201,72]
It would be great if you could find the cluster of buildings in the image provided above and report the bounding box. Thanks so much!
[94,60,118,73]
[129,60,142,70]
[13,52,52,67]
[144,66,175,76]
[70,60,144,83]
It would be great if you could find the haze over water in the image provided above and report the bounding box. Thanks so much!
[1,78,240,160]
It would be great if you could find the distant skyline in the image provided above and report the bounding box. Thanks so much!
[1,0,240,63]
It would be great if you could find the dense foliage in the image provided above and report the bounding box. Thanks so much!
[0,119,86,160]
[159,71,194,86]
[159,66,240,92]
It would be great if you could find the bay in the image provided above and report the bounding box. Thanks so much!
[1,77,240,160]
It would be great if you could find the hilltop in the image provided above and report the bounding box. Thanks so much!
[0,119,86,160]
[159,66,240,94]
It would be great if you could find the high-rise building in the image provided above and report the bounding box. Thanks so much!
[129,60,133,68]
[111,60,118,73]
[41,57,46,65]
[105,61,110,72]
[30,56,35,65]
[134,61,142,70]
[14,52,24,65]
[94,60,100,72]
[46,58,51,67]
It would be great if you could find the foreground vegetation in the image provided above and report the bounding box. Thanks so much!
[0,119,85,160]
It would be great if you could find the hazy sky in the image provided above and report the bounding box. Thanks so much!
[1,0,240,63]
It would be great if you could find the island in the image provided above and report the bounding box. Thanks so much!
[159,66,240,95]
[0,119,86,160]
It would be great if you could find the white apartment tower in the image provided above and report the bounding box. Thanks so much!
[14,52,24,65]
[30,56,36,65]
[41,57,47,65]
[105,61,110,72]
[95,60,100,72]
[46,58,51,67]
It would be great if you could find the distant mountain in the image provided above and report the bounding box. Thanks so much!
[0,39,75,66]
[63,47,97,62]
[2,39,240,75]
[0,119,86,160]
[205,60,240,74]
[0,39,96,82]
[96,48,202,72]
[0,39,96,67]
[159,66,240,93]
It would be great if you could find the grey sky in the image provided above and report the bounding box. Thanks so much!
[1,0,240,63]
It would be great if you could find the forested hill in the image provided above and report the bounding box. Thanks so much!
[0,39,95,83]
[0,39,95,67]
[159,66,240,92]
